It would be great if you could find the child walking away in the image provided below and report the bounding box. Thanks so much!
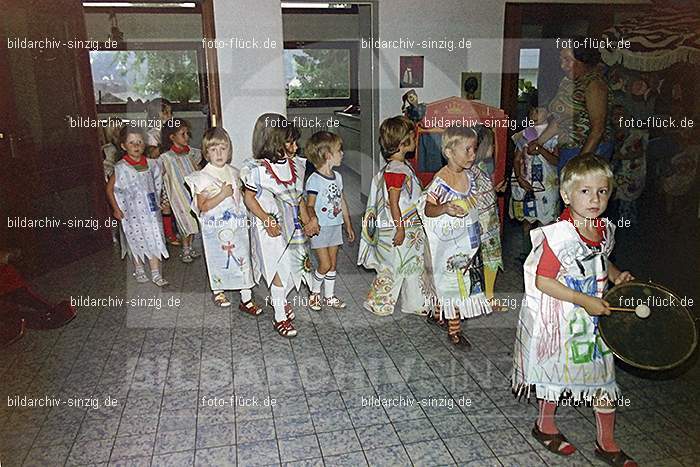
[510,105,560,261]
[512,154,637,466]
[304,131,356,310]
[106,125,169,286]
[185,128,260,313]
[160,118,202,262]
[241,114,319,337]
[358,116,427,316]
[418,127,502,347]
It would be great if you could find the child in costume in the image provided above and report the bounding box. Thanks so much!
[241,114,319,338]
[160,118,203,262]
[304,131,356,311]
[185,127,261,313]
[418,127,502,346]
[106,125,169,286]
[472,125,505,305]
[511,105,561,260]
[358,116,427,316]
[512,154,637,466]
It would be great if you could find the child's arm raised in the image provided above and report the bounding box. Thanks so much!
[243,188,281,237]
[535,275,611,316]
[341,193,355,242]
[197,183,233,213]
[105,174,124,220]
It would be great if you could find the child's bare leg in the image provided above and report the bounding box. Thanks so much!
[183,234,193,248]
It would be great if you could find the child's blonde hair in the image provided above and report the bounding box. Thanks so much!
[202,127,232,163]
[379,116,415,160]
[441,126,478,154]
[305,131,342,169]
[560,153,614,195]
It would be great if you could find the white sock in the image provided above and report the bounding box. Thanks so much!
[311,270,324,294]
[240,289,252,303]
[324,271,336,299]
[151,268,162,280]
[271,284,287,322]
[135,264,146,275]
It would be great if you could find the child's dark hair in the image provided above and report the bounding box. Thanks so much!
[474,125,495,163]
[305,131,342,169]
[145,98,172,120]
[119,124,146,146]
[161,118,189,148]
[379,116,415,160]
[285,121,301,144]
[252,113,288,162]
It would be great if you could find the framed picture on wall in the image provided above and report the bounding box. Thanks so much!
[400,56,424,88]
[461,72,482,100]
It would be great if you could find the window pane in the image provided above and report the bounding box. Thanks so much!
[518,48,540,91]
[89,49,200,104]
[284,48,350,101]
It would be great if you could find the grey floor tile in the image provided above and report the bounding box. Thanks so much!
[196,422,236,449]
[480,428,532,457]
[277,434,321,463]
[404,438,456,465]
[311,409,353,433]
[364,445,412,467]
[323,450,368,467]
[444,434,495,463]
[393,418,440,443]
[151,450,195,467]
[154,427,196,455]
[237,439,280,466]
[110,433,156,461]
[355,424,402,450]
[347,405,390,428]
[497,451,545,467]
[237,417,276,444]
[67,437,114,465]
[316,429,362,457]
[275,414,316,438]
[22,443,72,467]
[194,445,237,466]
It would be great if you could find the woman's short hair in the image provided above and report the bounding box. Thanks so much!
[569,36,601,65]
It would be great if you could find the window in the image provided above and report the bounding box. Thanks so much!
[284,41,358,108]
[89,42,206,112]
[518,48,540,94]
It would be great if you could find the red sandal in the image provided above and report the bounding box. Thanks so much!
[284,303,295,321]
[273,318,297,338]
[239,300,263,316]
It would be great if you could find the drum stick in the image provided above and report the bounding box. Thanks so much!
[609,307,635,312]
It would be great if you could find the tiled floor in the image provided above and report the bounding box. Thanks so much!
[1,167,698,466]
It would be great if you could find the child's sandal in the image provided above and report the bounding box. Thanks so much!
[308,293,322,311]
[594,442,638,467]
[133,271,149,283]
[285,303,295,321]
[152,277,169,287]
[532,423,577,456]
[239,300,262,316]
[448,332,472,348]
[273,319,297,338]
[213,292,232,308]
[324,296,346,309]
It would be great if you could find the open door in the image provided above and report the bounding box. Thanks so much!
[0,0,111,275]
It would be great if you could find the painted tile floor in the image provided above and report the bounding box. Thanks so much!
[1,167,699,466]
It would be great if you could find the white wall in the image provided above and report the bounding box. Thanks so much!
[213,0,286,167]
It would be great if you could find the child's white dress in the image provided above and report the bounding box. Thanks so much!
[358,160,427,315]
[160,147,202,236]
[185,164,254,291]
[512,218,619,403]
[240,157,311,290]
[417,169,502,319]
[113,159,169,261]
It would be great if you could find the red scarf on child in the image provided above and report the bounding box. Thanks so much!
[558,207,606,246]
[171,144,191,154]
[122,154,148,169]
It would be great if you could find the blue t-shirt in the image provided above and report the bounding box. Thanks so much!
[306,171,344,226]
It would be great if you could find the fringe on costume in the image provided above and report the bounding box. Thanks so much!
[511,374,621,405]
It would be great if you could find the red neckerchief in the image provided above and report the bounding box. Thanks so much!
[122,154,148,169]
[262,158,297,187]
[171,144,190,154]
[559,207,605,246]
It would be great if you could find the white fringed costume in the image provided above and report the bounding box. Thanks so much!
[417,169,502,319]
[358,160,427,315]
[113,159,169,262]
[185,164,254,291]
[239,157,311,290]
[512,219,619,403]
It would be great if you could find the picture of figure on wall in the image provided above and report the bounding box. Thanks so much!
[461,72,482,99]
[400,56,424,88]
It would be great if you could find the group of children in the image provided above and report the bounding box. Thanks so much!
[103,102,637,466]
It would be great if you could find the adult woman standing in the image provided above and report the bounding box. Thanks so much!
[533,39,614,172]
